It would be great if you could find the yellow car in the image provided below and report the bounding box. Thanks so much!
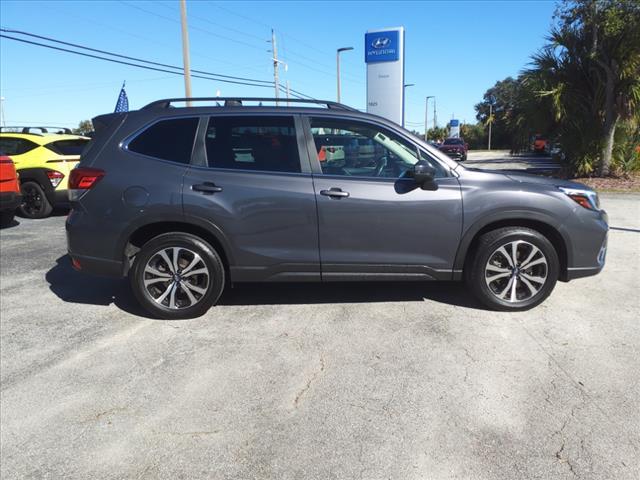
[0,127,91,218]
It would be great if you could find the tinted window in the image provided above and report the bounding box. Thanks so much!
[0,137,39,156]
[128,117,198,164]
[310,118,423,178]
[45,139,91,156]
[205,116,300,173]
[443,138,464,145]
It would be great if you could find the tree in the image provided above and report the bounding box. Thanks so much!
[72,119,93,136]
[475,77,556,152]
[526,0,640,175]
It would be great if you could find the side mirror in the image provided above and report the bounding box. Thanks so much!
[413,160,436,188]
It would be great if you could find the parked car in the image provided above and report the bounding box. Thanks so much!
[0,155,21,227]
[0,127,91,218]
[67,97,608,319]
[438,137,468,161]
[532,135,549,154]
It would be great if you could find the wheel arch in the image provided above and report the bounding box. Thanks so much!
[15,167,56,203]
[455,214,571,281]
[122,217,234,279]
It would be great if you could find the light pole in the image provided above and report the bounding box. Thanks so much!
[424,96,434,141]
[336,47,353,103]
[179,0,192,106]
[402,84,414,127]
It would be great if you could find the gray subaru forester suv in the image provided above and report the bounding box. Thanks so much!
[66,98,608,319]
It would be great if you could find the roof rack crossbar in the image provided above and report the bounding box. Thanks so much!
[141,97,358,112]
[0,126,73,134]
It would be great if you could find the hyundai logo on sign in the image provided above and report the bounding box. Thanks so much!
[372,37,390,49]
[365,30,399,63]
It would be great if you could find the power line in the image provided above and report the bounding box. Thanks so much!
[152,0,267,43]
[0,33,276,89]
[118,1,266,53]
[0,28,273,86]
[1,30,318,100]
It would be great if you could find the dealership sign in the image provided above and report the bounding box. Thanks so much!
[365,30,400,63]
[366,27,405,125]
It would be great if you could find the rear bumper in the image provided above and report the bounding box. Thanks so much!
[49,189,70,208]
[0,191,22,211]
[66,207,125,278]
[68,252,124,277]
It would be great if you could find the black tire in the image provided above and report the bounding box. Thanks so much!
[0,210,15,227]
[465,227,559,311]
[129,232,226,319]
[461,154,467,162]
[18,181,53,219]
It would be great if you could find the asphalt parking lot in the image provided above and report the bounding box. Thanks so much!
[1,194,639,480]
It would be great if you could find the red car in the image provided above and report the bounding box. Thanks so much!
[438,137,468,162]
[0,155,21,227]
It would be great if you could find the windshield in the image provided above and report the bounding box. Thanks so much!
[443,138,464,145]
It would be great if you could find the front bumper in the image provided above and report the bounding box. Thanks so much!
[0,191,22,212]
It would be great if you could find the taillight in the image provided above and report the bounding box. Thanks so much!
[0,156,13,164]
[46,170,65,188]
[68,167,104,201]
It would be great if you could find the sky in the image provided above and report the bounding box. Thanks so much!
[0,0,557,132]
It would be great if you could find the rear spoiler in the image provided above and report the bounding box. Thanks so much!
[92,112,127,135]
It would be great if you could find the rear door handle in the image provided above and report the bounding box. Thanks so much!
[320,188,349,199]
[192,182,223,194]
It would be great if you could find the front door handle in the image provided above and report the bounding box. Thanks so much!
[320,188,350,199]
[192,182,223,194]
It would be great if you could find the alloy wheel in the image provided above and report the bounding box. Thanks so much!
[143,247,210,310]
[484,240,548,303]
[22,184,44,216]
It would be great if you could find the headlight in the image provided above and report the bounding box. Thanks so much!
[558,186,600,211]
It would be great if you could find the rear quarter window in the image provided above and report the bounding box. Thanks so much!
[0,137,39,156]
[45,139,91,156]
[127,117,199,164]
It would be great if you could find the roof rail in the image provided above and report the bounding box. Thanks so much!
[141,97,359,112]
[0,126,73,135]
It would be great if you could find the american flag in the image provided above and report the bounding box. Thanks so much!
[114,82,129,113]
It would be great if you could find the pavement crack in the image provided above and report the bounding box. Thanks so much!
[293,354,325,408]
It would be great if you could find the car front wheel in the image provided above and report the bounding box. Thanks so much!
[130,233,226,319]
[466,227,559,311]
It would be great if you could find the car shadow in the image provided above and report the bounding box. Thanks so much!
[219,281,483,309]
[0,217,20,229]
[46,255,487,316]
[45,255,148,317]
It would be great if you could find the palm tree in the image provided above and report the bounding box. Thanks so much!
[525,0,640,176]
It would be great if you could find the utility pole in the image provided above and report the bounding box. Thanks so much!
[424,96,434,141]
[488,103,493,150]
[336,47,353,103]
[271,29,280,105]
[433,97,437,131]
[286,80,291,105]
[0,97,5,128]
[179,0,192,106]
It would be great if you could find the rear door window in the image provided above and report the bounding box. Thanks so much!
[204,116,301,173]
[127,117,199,164]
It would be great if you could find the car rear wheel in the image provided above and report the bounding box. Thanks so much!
[466,227,559,311]
[18,181,53,219]
[130,232,225,319]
